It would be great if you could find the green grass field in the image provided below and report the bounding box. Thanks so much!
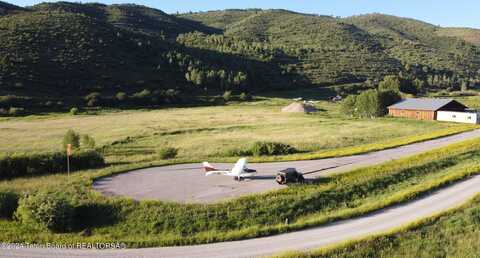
[0,93,475,165]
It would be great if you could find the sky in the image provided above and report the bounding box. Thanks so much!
[10,0,480,29]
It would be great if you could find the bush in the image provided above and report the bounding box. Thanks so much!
[340,95,357,116]
[342,89,401,118]
[84,92,102,107]
[378,75,401,92]
[132,89,151,99]
[74,201,120,229]
[0,150,105,179]
[63,129,80,150]
[115,92,127,102]
[8,107,25,116]
[15,191,74,232]
[157,147,178,159]
[70,107,79,115]
[239,92,252,101]
[0,192,19,219]
[222,91,232,102]
[80,134,95,149]
[250,142,297,156]
[0,95,28,108]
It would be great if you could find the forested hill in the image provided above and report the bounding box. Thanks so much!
[0,2,479,114]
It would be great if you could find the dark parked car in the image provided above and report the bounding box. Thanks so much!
[276,168,305,185]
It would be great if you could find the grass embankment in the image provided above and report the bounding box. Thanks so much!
[2,137,480,247]
[275,194,480,258]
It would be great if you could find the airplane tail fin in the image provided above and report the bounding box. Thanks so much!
[202,161,217,172]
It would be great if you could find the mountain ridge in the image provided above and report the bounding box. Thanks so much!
[0,1,479,114]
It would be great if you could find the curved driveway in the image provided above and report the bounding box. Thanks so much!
[4,174,480,258]
[94,129,480,203]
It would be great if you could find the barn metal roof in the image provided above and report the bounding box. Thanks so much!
[388,98,463,111]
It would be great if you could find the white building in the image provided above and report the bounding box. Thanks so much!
[436,111,479,124]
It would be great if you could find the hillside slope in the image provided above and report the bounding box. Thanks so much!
[437,27,480,46]
[182,10,480,85]
[0,2,294,113]
[0,2,480,113]
[345,14,480,76]
[0,1,23,15]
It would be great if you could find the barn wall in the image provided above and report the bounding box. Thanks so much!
[388,108,436,120]
[437,111,479,124]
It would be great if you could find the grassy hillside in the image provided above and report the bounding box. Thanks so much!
[31,2,218,38]
[345,14,480,76]
[0,2,296,114]
[181,10,403,84]
[0,2,480,114]
[437,27,480,46]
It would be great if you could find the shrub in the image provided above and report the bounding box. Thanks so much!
[222,91,232,102]
[164,89,181,103]
[379,75,401,92]
[340,95,357,116]
[15,191,74,232]
[157,147,178,159]
[132,89,151,99]
[115,92,127,102]
[0,150,105,179]
[74,201,120,229]
[70,107,79,115]
[250,142,297,156]
[239,92,252,101]
[8,107,25,116]
[80,134,95,149]
[63,129,80,150]
[0,192,19,219]
[0,95,27,108]
[84,92,101,107]
[343,89,401,118]
[224,148,250,157]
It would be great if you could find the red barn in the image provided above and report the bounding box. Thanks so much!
[387,98,468,121]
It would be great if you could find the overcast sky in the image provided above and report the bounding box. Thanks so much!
[10,0,480,29]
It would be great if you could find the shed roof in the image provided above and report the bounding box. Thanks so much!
[388,98,466,111]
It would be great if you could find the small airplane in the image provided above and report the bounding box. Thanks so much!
[202,158,257,181]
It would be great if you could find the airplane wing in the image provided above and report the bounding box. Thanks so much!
[229,158,247,176]
[205,170,230,176]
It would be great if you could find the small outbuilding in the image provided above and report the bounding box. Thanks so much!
[281,102,317,113]
[387,98,474,122]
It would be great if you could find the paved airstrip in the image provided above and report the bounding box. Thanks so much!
[93,129,480,203]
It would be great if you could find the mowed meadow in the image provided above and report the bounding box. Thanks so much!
[0,94,474,165]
